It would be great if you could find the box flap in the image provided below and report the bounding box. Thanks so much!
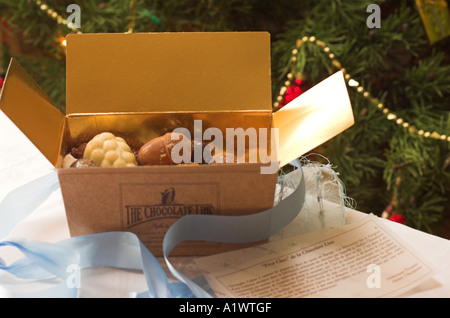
[0,58,66,167]
[66,32,272,114]
[273,71,354,168]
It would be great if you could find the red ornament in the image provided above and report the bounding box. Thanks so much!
[280,78,310,108]
[389,212,406,224]
[382,204,406,224]
[0,75,4,91]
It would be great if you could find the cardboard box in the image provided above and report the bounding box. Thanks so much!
[0,32,354,256]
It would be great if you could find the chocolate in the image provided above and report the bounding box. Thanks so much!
[137,132,187,166]
[62,153,78,168]
[68,131,240,168]
[137,133,241,166]
[71,158,99,168]
[71,143,87,159]
[116,135,143,155]
[83,132,138,167]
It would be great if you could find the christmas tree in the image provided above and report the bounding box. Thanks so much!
[1,0,449,237]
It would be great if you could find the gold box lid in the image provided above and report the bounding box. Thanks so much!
[66,32,272,114]
[0,59,65,167]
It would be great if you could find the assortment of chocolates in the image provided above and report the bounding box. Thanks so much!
[63,131,237,168]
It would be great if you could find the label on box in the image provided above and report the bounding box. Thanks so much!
[120,182,221,251]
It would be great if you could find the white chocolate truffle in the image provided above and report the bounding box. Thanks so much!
[83,132,137,167]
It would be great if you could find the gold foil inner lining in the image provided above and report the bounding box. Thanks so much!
[62,111,273,167]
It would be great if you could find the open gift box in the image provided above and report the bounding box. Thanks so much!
[0,32,353,256]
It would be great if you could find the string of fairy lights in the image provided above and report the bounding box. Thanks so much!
[35,0,81,36]
[34,0,136,43]
[33,1,448,142]
[273,35,449,143]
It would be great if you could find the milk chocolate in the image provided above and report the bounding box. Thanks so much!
[137,132,186,165]
[71,143,87,159]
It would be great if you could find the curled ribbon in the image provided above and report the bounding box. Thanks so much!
[0,162,305,297]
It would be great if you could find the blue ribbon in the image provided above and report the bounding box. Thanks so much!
[0,163,305,298]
